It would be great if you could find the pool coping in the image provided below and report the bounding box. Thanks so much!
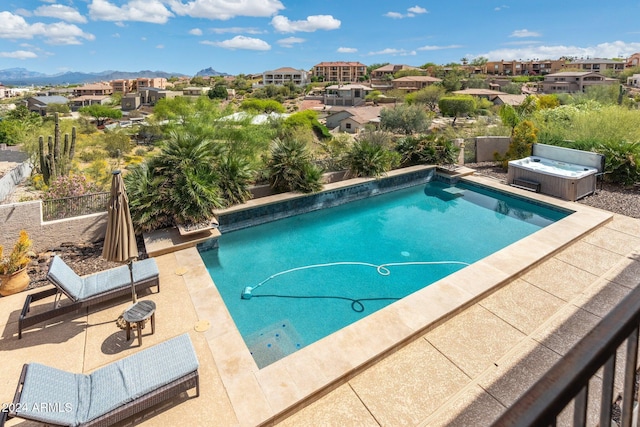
[183,169,613,426]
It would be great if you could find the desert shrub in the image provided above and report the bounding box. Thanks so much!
[346,139,400,177]
[395,135,459,167]
[43,174,101,199]
[268,138,323,193]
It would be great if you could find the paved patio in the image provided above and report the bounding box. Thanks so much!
[1,175,639,426]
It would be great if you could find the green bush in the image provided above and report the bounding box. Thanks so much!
[346,139,400,177]
[268,138,323,193]
[395,135,459,167]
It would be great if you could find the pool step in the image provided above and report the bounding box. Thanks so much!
[441,187,466,197]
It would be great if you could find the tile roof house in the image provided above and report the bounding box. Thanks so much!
[325,106,382,133]
[540,71,618,94]
[492,94,528,106]
[73,83,113,97]
[262,67,309,86]
[625,52,640,68]
[370,64,424,89]
[391,76,442,92]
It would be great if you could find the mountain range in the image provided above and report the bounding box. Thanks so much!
[0,67,229,86]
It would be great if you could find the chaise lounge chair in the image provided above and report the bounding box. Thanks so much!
[18,255,160,339]
[0,333,199,427]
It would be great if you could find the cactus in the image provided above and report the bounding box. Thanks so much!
[38,112,76,185]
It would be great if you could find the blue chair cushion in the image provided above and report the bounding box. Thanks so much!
[15,363,84,426]
[47,256,159,301]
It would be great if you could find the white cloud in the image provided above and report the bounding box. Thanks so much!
[15,9,32,17]
[277,37,305,47]
[156,44,164,49]
[189,28,203,36]
[368,48,416,56]
[0,50,38,59]
[495,5,508,11]
[202,35,271,51]
[384,12,404,19]
[385,6,428,19]
[112,32,120,38]
[34,4,88,24]
[0,12,94,45]
[42,22,96,45]
[417,44,463,51]
[477,41,640,61]
[168,0,284,20]
[271,15,341,33]
[407,6,428,14]
[510,29,542,38]
[337,47,357,53]
[88,0,174,24]
[210,27,264,34]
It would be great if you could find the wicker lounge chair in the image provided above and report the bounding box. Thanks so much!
[18,255,160,339]
[0,333,199,427]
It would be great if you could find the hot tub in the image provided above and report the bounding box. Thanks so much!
[507,156,599,201]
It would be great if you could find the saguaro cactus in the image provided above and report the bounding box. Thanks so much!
[38,112,76,185]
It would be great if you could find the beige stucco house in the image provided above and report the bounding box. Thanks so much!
[540,71,618,94]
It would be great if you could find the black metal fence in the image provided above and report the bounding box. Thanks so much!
[42,192,110,221]
[492,284,640,427]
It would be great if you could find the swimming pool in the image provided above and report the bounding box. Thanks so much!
[200,179,571,368]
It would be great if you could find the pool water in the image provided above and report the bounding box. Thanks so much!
[199,180,571,368]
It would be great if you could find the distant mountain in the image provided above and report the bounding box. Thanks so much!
[0,69,188,86]
[195,67,230,77]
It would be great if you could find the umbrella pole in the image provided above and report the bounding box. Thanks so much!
[129,260,137,304]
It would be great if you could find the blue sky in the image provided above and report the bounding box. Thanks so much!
[1,0,639,76]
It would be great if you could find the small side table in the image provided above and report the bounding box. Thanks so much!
[123,300,156,346]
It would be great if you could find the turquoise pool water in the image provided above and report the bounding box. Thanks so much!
[199,180,571,368]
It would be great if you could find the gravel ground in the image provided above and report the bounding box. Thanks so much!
[466,162,640,219]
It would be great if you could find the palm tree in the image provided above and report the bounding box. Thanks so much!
[268,138,323,193]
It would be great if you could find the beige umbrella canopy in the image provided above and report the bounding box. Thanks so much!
[102,170,139,303]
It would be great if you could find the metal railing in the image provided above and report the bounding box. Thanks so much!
[42,192,109,221]
[492,284,640,427]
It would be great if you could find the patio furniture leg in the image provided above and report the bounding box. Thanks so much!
[136,321,143,347]
[126,321,131,341]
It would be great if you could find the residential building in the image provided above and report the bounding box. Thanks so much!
[540,71,618,94]
[627,74,640,88]
[183,87,211,96]
[625,52,640,68]
[567,58,625,73]
[73,83,113,97]
[262,67,309,86]
[121,93,141,111]
[391,76,442,92]
[325,106,381,133]
[134,77,167,91]
[70,95,111,110]
[24,95,69,115]
[486,59,565,76]
[110,79,134,94]
[492,94,528,107]
[452,88,508,100]
[313,62,367,83]
[323,84,372,106]
[0,84,7,99]
[370,64,423,89]
[138,87,180,105]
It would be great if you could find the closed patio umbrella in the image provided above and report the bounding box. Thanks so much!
[102,170,139,303]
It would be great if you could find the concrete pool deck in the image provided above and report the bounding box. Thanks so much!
[1,172,639,426]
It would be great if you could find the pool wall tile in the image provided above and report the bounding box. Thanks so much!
[216,166,437,232]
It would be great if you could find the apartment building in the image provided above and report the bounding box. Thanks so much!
[567,58,625,73]
[110,79,134,94]
[73,83,113,97]
[134,77,167,91]
[262,67,309,86]
[486,59,565,76]
[540,71,618,94]
[312,62,367,83]
[323,84,372,106]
